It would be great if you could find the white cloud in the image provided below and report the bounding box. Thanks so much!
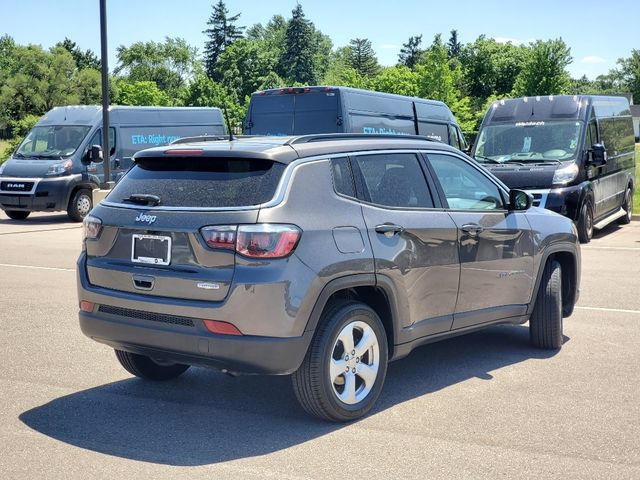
[380,44,398,50]
[581,55,606,64]
[494,37,521,45]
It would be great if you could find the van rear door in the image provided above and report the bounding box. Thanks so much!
[245,89,341,135]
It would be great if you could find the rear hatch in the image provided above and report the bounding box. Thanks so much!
[84,152,286,302]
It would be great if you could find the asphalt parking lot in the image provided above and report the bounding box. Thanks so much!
[0,211,638,479]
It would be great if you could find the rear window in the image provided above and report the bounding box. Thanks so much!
[107,157,285,208]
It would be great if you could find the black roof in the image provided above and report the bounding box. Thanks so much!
[134,133,457,164]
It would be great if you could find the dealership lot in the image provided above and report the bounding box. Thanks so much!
[0,212,638,479]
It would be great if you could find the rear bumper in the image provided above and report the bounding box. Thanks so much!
[79,309,312,375]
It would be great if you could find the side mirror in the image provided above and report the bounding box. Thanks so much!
[590,143,607,166]
[635,135,639,143]
[508,189,532,211]
[81,145,104,166]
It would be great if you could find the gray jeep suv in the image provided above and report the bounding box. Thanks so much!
[77,134,581,421]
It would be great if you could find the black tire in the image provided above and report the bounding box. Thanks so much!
[67,188,93,222]
[530,260,563,349]
[618,186,633,225]
[115,349,190,381]
[4,210,30,220]
[292,300,389,422]
[577,199,593,244]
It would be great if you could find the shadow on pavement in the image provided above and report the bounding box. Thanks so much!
[20,325,563,466]
[0,213,74,226]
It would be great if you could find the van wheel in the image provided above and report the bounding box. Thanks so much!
[292,301,388,422]
[530,260,563,349]
[115,350,190,380]
[4,210,30,220]
[577,199,593,243]
[618,187,633,225]
[67,188,92,222]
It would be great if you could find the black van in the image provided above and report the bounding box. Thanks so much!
[473,95,636,242]
[243,86,467,150]
[0,106,225,221]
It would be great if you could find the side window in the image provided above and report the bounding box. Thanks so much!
[88,127,116,153]
[330,157,356,198]
[448,124,461,150]
[352,153,434,208]
[418,122,449,143]
[428,153,505,210]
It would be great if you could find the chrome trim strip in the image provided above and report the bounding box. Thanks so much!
[0,177,42,195]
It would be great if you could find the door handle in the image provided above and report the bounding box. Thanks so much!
[375,223,404,237]
[461,223,484,235]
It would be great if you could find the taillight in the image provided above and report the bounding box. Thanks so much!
[200,226,236,250]
[83,215,102,240]
[237,225,300,258]
[203,319,242,336]
[200,224,301,259]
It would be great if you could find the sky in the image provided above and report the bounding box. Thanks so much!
[1,0,637,80]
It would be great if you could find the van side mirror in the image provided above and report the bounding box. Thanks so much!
[590,143,607,166]
[508,189,532,211]
[82,145,103,166]
[635,135,640,143]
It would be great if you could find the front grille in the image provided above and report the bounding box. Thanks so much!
[1,181,34,192]
[532,193,542,207]
[98,305,195,327]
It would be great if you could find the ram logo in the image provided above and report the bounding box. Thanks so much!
[135,213,157,225]
[7,183,25,189]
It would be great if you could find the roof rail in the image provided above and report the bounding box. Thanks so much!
[170,135,229,145]
[286,133,437,145]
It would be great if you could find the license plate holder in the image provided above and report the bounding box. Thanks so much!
[131,234,172,266]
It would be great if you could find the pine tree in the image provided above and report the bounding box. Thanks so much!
[447,30,461,59]
[281,4,316,85]
[203,0,244,79]
[348,38,379,77]
[398,35,423,69]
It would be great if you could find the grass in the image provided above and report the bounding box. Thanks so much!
[0,139,10,163]
[635,144,640,213]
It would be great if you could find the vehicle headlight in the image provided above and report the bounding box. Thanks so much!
[552,162,579,186]
[46,159,73,176]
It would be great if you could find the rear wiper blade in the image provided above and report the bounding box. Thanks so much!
[123,194,161,206]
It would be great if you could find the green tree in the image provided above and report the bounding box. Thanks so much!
[214,39,278,99]
[181,73,246,127]
[203,0,244,79]
[56,37,100,70]
[281,4,316,84]
[447,30,462,59]
[512,39,572,96]
[114,37,198,98]
[398,35,423,69]
[0,45,79,127]
[76,68,102,104]
[460,36,530,101]
[347,38,379,78]
[323,47,367,88]
[370,66,418,96]
[617,49,640,102]
[116,80,171,106]
[415,35,475,132]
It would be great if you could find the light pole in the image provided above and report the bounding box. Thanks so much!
[99,0,112,188]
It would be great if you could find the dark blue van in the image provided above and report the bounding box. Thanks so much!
[0,106,225,221]
[243,86,467,150]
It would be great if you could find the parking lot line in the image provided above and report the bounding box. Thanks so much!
[0,263,75,272]
[582,246,640,251]
[576,306,640,315]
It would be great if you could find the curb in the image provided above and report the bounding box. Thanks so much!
[632,214,640,221]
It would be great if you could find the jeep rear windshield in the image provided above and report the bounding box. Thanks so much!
[107,157,285,208]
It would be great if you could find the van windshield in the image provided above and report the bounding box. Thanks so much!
[16,126,90,159]
[474,121,583,163]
